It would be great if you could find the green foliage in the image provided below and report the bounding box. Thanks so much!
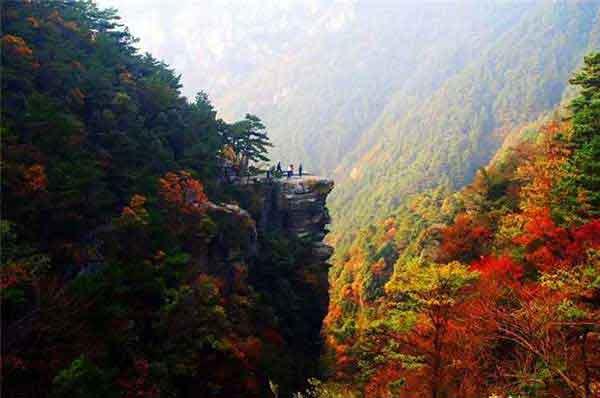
[52,357,115,398]
[325,2,600,238]
[293,378,357,398]
[226,113,273,164]
[385,258,479,311]
[554,52,600,217]
[1,1,317,397]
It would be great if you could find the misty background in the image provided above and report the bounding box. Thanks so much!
[95,0,600,235]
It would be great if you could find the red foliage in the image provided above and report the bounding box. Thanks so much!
[1,355,27,376]
[228,336,263,370]
[437,214,492,263]
[515,209,600,271]
[261,328,285,347]
[239,337,262,364]
[572,219,600,248]
[0,264,30,289]
[471,255,523,282]
[23,164,48,194]
[244,375,259,394]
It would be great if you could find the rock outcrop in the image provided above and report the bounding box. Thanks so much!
[252,176,335,261]
[238,176,334,394]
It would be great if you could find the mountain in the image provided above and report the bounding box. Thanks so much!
[217,2,533,172]
[215,1,600,240]
[319,53,600,397]
[1,2,333,397]
[3,1,600,397]
[96,0,341,100]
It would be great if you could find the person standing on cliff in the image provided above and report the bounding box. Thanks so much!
[299,164,303,177]
[287,164,293,178]
[277,162,282,173]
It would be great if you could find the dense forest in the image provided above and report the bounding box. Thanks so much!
[1,1,329,397]
[320,54,600,397]
[2,1,600,398]
[214,1,600,244]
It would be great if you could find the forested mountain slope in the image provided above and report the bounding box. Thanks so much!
[1,2,332,397]
[330,1,600,238]
[216,1,600,241]
[318,53,600,398]
[218,2,534,174]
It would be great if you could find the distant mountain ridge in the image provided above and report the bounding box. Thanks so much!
[330,1,600,235]
[214,0,600,238]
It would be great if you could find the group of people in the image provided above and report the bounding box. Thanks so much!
[266,161,303,179]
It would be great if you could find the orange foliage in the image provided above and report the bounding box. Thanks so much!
[63,21,78,31]
[158,171,208,214]
[323,304,342,327]
[47,10,62,23]
[71,61,84,71]
[69,88,85,106]
[26,16,40,28]
[120,194,149,225]
[370,258,387,276]
[515,120,570,216]
[2,34,33,57]
[120,71,135,84]
[364,366,404,398]
[196,273,222,294]
[23,164,47,193]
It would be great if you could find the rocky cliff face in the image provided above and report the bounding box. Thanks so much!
[258,177,335,260]
[225,176,334,395]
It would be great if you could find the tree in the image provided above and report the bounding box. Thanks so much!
[557,52,600,217]
[356,259,479,398]
[223,114,272,176]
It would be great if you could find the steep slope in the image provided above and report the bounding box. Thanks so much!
[215,1,600,240]
[320,53,600,397]
[329,1,600,237]
[218,2,534,174]
[1,2,333,397]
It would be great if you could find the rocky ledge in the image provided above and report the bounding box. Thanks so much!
[277,176,334,261]
[241,175,335,263]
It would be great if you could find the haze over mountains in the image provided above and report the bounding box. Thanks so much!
[100,0,600,235]
[4,1,600,396]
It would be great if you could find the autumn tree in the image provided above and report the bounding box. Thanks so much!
[356,259,479,398]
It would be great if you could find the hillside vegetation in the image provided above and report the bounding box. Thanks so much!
[217,1,600,241]
[1,2,329,396]
[319,53,600,398]
[330,1,600,240]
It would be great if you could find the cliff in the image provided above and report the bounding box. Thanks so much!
[257,176,335,259]
[215,175,335,396]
